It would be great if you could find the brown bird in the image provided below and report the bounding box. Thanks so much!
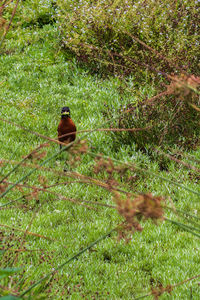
[57,107,76,149]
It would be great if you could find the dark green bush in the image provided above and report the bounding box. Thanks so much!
[102,74,200,149]
[56,0,200,77]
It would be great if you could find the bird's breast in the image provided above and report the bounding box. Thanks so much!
[57,118,76,143]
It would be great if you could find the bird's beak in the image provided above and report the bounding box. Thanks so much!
[61,112,69,116]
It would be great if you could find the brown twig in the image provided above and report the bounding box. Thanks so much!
[13,204,41,265]
[0,223,55,241]
[135,274,200,299]
[124,30,189,75]
[0,117,151,145]
[0,159,132,196]
[155,149,200,173]
[0,248,55,252]
[3,179,115,209]
[0,0,21,48]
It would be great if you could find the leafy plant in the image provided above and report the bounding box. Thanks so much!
[56,0,200,77]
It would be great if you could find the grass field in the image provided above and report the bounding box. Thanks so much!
[0,24,200,299]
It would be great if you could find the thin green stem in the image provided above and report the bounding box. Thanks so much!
[20,227,116,297]
[166,218,200,238]
[166,206,200,222]
[0,141,74,199]
[88,152,200,197]
[0,156,29,185]
[0,144,20,177]
[0,194,29,208]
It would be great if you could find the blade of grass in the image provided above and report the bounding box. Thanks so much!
[154,148,200,173]
[165,218,200,238]
[0,194,31,208]
[0,144,20,177]
[166,206,200,222]
[0,224,55,241]
[0,144,48,184]
[19,227,116,297]
[88,152,200,197]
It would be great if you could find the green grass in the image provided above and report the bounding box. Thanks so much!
[0,25,200,299]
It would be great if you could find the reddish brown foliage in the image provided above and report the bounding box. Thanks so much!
[114,193,164,241]
[167,74,200,98]
[94,156,128,187]
[151,284,173,299]
[23,143,49,161]
[0,182,8,193]
[38,175,47,188]
[68,140,88,167]
[26,188,39,202]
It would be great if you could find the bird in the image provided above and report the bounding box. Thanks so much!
[57,106,76,150]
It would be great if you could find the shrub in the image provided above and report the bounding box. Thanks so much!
[102,74,200,149]
[56,0,200,78]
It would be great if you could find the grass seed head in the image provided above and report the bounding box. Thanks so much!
[68,140,88,167]
[114,192,164,241]
[0,182,8,193]
[167,74,200,100]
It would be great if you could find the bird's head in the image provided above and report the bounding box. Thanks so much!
[61,106,70,118]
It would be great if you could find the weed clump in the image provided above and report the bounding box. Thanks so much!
[103,74,200,150]
[115,192,164,242]
[57,0,199,78]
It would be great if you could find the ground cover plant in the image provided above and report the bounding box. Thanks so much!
[0,0,200,299]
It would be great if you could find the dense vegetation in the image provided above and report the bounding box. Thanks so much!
[57,0,199,74]
[0,0,200,299]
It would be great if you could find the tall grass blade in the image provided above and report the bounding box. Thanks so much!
[165,218,200,238]
[88,152,200,197]
[20,227,116,297]
[0,145,20,177]
[0,142,74,199]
